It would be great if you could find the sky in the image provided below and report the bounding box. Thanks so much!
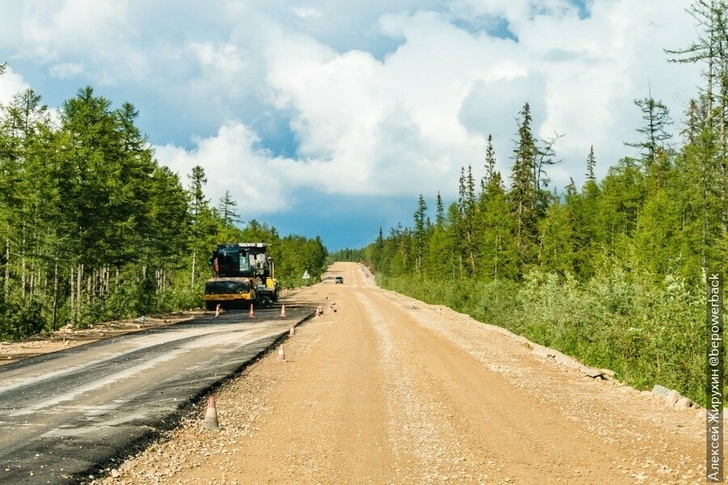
[0,0,703,251]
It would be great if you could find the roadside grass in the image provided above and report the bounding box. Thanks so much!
[378,269,707,407]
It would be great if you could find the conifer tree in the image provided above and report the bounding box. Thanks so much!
[1,90,53,312]
[535,133,563,195]
[539,189,574,275]
[666,0,728,142]
[413,194,428,274]
[188,166,209,220]
[369,227,385,271]
[509,103,541,274]
[567,148,602,279]
[477,169,518,281]
[597,157,646,260]
[435,192,444,227]
[483,134,497,190]
[187,165,217,286]
[585,145,597,183]
[682,99,704,144]
[625,93,673,169]
[217,190,241,227]
[456,166,478,275]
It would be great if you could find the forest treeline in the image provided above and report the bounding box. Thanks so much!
[0,68,327,340]
[351,2,728,406]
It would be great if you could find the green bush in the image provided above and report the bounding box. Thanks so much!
[154,284,202,313]
[0,295,47,340]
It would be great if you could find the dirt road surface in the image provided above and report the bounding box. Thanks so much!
[92,262,705,484]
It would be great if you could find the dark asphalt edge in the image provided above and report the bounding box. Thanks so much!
[73,309,317,485]
[0,316,201,372]
[0,303,307,371]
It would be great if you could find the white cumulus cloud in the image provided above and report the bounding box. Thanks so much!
[0,66,31,104]
[154,122,293,215]
[0,0,706,226]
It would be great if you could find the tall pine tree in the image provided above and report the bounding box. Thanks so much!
[509,103,541,275]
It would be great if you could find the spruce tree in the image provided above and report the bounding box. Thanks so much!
[217,190,241,227]
[478,170,518,281]
[585,145,597,183]
[435,191,445,227]
[413,194,428,274]
[597,157,646,260]
[569,148,602,279]
[454,166,478,276]
[666,0,728,142]
[539,191,575,275]
[483,134,497,190]
[625,93,673,169]
[509,103,541,274]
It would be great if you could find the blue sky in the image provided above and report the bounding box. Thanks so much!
[0,0,701,250]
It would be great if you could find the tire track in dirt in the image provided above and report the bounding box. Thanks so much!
[361,288,636,483]
[369,286,705,483]
[361,289,484,483]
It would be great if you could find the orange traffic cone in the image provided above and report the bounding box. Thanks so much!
[203,396,219,429]
[289,325,295,337]
[249,303,255,318]
[277,344,286,362]
[215,304,221,317]
[280,305,287,317]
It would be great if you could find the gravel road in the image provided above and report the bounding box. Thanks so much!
[89,262,706,484]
